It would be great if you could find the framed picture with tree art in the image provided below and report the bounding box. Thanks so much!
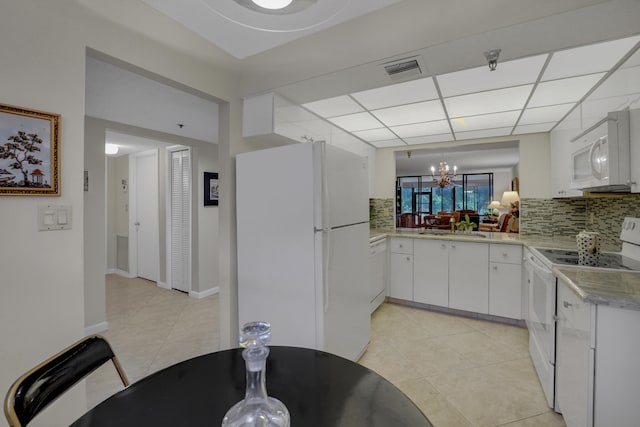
[0,103,60,196]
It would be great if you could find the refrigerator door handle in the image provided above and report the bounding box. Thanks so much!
[323,228,330,313]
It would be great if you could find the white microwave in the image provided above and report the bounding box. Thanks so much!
[570,110,631,192]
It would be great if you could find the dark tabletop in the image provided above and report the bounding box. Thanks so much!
[71,346,432,427]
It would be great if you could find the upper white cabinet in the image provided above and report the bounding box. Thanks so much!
[550,111,583,198]
[631,109,640,193]
[242,92,377,197]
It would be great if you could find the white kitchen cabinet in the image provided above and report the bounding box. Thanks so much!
[369,239,387,313]
[389,238,413,300]
[556,280,594,427]
[413,239,449,307]
[550,126,583,198]
[449,241,489,314]
[555,277,640,427]
[630,108,640,193]
[489,244,523,319]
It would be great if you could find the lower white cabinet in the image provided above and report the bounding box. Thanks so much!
[413,239,449,307]
[556,281,594,427]
[488,243,523,319]
[369,239,387,313]
[389,238,413,300]
[556,277,640,427]
[449,241,489,313]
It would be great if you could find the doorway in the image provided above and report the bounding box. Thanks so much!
[129,149,160,282]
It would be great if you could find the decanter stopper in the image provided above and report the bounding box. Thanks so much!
[221,321,290,427]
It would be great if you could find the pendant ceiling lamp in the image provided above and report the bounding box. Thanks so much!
[430,161,458,188]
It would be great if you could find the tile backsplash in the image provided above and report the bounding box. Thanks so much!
[369,198,394,229]
[521,195,640,250]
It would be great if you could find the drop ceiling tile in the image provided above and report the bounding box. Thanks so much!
[542,35,640,81]
[451,110,521,132]
[368,139,407,148]
[454,127,513,141]
[351,78,439,110]
[444,85,533,118]
[437,54,547,97]
[514,122,555,134]
[371,100,446,126]
[327,112,382,131]
[302,95,363,118]
[390,120,451,138]
[528,73,605,107]
[353,127,397,142]
[518,103,574,125]
[404,133,454,145]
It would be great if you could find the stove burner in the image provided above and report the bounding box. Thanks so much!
[534,248,640,271]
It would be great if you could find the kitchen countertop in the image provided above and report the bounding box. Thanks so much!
[370,228,584,249]
[554,267,640,311]
[371,228,638,310]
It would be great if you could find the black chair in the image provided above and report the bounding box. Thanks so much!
[4,334,129,426]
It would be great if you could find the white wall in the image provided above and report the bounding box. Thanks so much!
[0,1,241,425]
[375,132,551,200]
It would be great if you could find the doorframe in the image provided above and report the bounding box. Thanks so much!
[165,145,193,293]
[128,148,161,284]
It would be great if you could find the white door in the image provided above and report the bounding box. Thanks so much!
[169,148,191,293]
[131,150,159,282]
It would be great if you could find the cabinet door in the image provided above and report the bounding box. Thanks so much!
[413,239,449,307]
[556,280,593,427]
[369,242,387,302]
[389,253,413,300]
[489,262,522,319]
[449,242,489,313]
[550,128,583,198]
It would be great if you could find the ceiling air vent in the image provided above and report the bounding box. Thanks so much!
[382,56,423,80]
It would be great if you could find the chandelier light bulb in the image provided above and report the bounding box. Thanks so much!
[251,0,293,9]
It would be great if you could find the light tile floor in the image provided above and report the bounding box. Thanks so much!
[88,275,566,427]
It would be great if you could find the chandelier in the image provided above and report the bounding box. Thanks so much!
[431,161,458,188]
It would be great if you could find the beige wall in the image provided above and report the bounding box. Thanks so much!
[0,1,241,425]
[374,132,552,201]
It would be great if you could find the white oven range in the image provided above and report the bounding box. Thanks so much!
[523,217,640,412]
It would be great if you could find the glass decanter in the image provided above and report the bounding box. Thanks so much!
[221,321,290,427]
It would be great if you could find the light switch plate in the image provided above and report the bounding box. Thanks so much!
[38,204,72,231]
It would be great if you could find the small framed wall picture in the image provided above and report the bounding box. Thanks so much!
[204,172,218,206]
[0,103,60,196]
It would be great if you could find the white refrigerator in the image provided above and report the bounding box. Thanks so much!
[236,141,370,361]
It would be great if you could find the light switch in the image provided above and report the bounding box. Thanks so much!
[38,204,72,231]
[57,208,68,224]
[44,212,55,225]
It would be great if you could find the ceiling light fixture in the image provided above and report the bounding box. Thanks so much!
[105,143,119,155]
[430,161,457,188]
[484,49,501,71]
[251,0,293,9]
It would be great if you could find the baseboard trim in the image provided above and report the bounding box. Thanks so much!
[189,286,219,299]
[157,281,170,290]
[85,321,109,335]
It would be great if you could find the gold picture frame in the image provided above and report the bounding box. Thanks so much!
[0,103,60,196]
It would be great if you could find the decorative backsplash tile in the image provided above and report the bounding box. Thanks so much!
[369,198,394,229]
[521,195,640,250]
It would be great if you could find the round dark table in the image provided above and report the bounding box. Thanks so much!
[71,346,432,427]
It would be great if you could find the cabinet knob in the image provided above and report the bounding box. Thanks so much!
[493,265,498,270]
[441,244,446,249]
[502,252,508,257]
[563,301,572,309]
[406,256,410,261]
[399,244,403,248]
[451,244,456,249]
